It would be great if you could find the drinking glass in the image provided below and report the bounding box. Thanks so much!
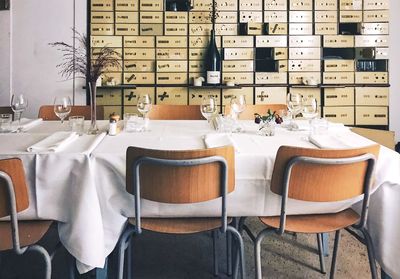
[286,93,303,130]
[200,96,217,122]
[69,116,85,135]
[230,95,246,120]
[11,94,28,125]
[302,97,318,120]
[54,96,72,124]
[137,94,152,118]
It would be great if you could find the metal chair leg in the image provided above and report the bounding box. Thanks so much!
[227,231,232,276]
[317,233,326,274]
[227,226,246,279]
[254,228,273,279]
[117,226,136,279]
[330,230,341,279]
[359,228,378,279]
[212,230,219,276]
[126,239,133,279]
[26,245,52,279]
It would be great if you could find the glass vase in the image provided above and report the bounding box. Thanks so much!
[87,81,99,134]
[258,121,275,136]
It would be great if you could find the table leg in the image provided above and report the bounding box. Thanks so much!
[322,233,329,257]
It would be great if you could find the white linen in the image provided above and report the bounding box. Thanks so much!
[16,118,43,131]
[203,133,239,152]
[27,131,79,152]
[309,130,375,149]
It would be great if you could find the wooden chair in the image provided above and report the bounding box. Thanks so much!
[38,105,104,120]
[117,146,245,279]
[0,107,14,120]
[147,105,204,120]
[241,144,380,279]
[225,104,287,120]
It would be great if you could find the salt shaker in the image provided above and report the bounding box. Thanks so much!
[109,113,120,136]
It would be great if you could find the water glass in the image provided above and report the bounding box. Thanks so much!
[69,116,85,135]
[0,114,12,133]
[310,118,329,136]
[124,113,145,132]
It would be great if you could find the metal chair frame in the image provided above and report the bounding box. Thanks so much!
[117,154,245,279]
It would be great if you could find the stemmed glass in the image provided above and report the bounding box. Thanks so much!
[230,95,246,132]
[11,94,28,127]
[137,94,152,118]
[200,96,217,123]
[302,97,318,121]
[53,96,72,124]
[286,93,303,130]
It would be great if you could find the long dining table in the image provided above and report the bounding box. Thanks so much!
[0,119,399,278]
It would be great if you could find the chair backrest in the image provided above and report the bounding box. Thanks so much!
[38,105,104,120]
[148,105,204,120]
[0,158,29,218]
[271,145,380,202]
[225,104,287,120]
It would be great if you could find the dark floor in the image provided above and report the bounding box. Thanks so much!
[0,217,380,279]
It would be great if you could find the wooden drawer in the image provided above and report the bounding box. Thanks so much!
[116,11,138,23]
[223,60,254,72]
[189,36,221,48]
[256,73,287,84]
[323,72,354,84]
[156,61,188,73]
[289,72,321,84]
[314,11,337,23]
[165,24,188,36]
[157,48,188,60]
[243,23,263,35]
[189,89,221,105]
[124,87,155,105]
[289,48,321,59]
[314,0,337,10]
[315,23,337,35]
[264,11,288,23]
[355,87,389,106]
[91,12,113,23]
[339,0,362,10]
[115,0,138,11]
[157,73,188,84]
[140,0,163,11]
[223,48,254,60]
[239,0,263,10]
[156,36,187,48]
[222,87,254,105]
[289,36,321,47]
[222,36,253,48]
[124,48,155,60]
[189,12,211,23]
[324,60,355,72]
[355,35,389,47]
[363,0,389,10]
[265,23,288,35]
[216,12,238,23]
[323,35,354,47]
[139,24,163,35]
[264,0,287,10]
[340,11,362,23]
[255,87,287,104]
[91,36,122,48]
[324,88,354,106]
[101,72,122,85]
[124,73,155,84]
[222,72,254,84]
[289,11,313,22]
[363,10,389,22]
[189,48,207,60]
[289,23,313,35]
[96,89,121,106]
[291,88,321,104]
[156,87,188,105]
[140,12,163,23]
[115,24,139,35]
[124,36,155,48]
[103,106,122,120]
[216,0,238,11]
[103,60,123,72]
[188,60,205,72]
[289,60,321,72]
[91,24,114,36]
[355,72,388,84]
[290,0,313,10]
[376,48,389,60]
[191,0,212,11]
[215,24,238,36]
[91,48,122,59]
[360,23,389,35]
[189,24,212,36]
[91,0,113,11]
[124,60,155,72]
[355,106,388,125]
[165,12,188,23]
[323,106,354,125]
[239,11,263,23]
[256,36,287,47]
[273,48,288,60]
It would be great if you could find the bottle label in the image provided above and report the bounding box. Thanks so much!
[207,71,220,84]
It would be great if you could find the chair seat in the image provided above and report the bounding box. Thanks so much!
[0,220,53,251]
[259,208,360,233]
[129,217,232,234]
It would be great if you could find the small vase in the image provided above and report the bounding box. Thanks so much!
[258,121,275,136]
[87,81,99,134]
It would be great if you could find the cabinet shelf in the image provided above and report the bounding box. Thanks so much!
[189,84,242,89]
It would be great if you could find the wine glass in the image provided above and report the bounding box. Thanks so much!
[302,97,318,121]
[53,96,72,124]
[286,93,303,130]
[230,95,246,120]
[11,94,28,126]
[200,96,217,122]
[137,94,152,118]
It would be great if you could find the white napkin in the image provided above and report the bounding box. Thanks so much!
[203,133,239,152]
[309,132,373,149]
[27,131,79,152]
[18,118,43,131]
[82,133,107,155]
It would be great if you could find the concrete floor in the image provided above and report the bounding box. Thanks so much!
[0,217,379,279]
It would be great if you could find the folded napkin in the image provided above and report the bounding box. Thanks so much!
[11,118,43,132]
[27,131,79,152]
[203,133,239,152]
[82,133,107,155]
[309,134,350,149]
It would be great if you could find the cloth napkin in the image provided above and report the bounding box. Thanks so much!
[27,131,79,152]
[309,132,373,149]
[12,118,43,131]
[203,133,239,152]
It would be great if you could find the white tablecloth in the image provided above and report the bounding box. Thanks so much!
[1,120,399,278]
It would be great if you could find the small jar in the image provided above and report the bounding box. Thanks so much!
[109,113,121,136]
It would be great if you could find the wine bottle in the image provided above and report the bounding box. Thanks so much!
[205,30,221,85]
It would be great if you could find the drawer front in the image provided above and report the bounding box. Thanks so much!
[189,48,207,60]
[355,87,389,106]
[139,24,163,35]
[215,24,238,36]
[156,36,187,48]
[189,24,212,36]
[156,87,188,105]
[91,24,114,36]
[157,48,188,60]
[273,48,288,60]
[103,106,122,120]
[256,36,287,47]
[264,11,288,23]
[289,36,321,47]
[323,35,354,47]
[91,36,122,48]
[355,72,388,84]
[222,36,253,47]
[239,11,263,23]
[363,0,389,10]
[96,89,121,106]
[165,12,188,23]
[223,60,254,72]
[289,23,313,35]
[189,36,221,48]
[289,11,313,22]
[223,48,254,60]
[164,24,188,36]
[339,0,362,10]
[124,48,155,60]
[355,106,388,125]
[324,60,355,72]
[244,23,263,35]
[91,12,114,23]
[289,60,321,72]
[101,72,122,85]
[355,35,389,47]
[189,89,221,105]
[360,23,389,35]
[265,23,288,35]
[216,12,238,23]
[340,11,363,23]
[314,0,337,10]
[216,0,238,11]
[376,48,389,59]
[314,11,338,23]
[324,88,355,106]
[103,60,123,72]
[115,24,139,35]
[323,72,354,84]
[189,60,205,72]
[123,73,155,84]
[116,11,139,23]
[124,60,155,72]
[91,0,113,11]
[256,73,287,84]
[239,0,263,11]
[189,12,211,24]
[265,0,287,10]
[290,0,313,10]
[140,12,163,23]
[290,88,321,104]
[323,106,354,125]
[124,36,155,48]
[140,0,163,11]
[156,73,188,84]
[156,61,188,73]
[289,48,321,59]
[124,87,155,105]
[289,72,321,84]
[222,72,254,84]
[315,23,338,35]
[363,10,389,22]
[91,48,122,59]
[222,87,254,105]
[255,87,287,104]
[191,0,212,11]
[115,0,138,11]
